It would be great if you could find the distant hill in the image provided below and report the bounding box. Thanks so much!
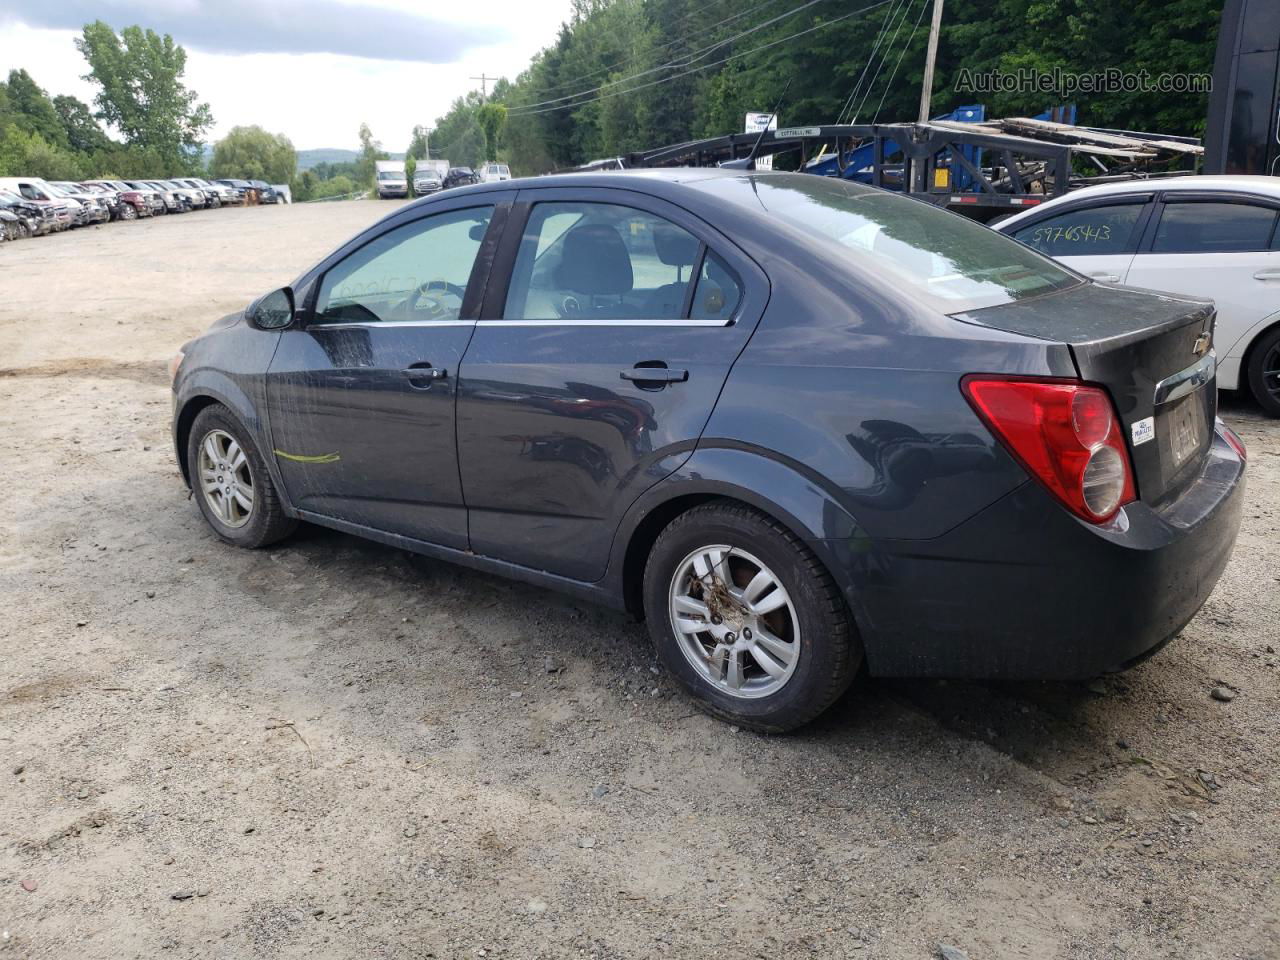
[297,148,360,170]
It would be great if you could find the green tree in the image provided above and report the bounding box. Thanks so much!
[210,125,297,183]
[0,124,84,179]
[313,174,355,199]
[75,21,213,172]
[4,69,68,148]
[407,124,430,160]
[476,102,507,162]
[356,123,386,188]
[405,154,417,182]
[53,94,111,154]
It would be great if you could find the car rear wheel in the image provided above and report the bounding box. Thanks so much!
[1246,326,1280,417]
[187,405,297,548]
[642,501,861,732]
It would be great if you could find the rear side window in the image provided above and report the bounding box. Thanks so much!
[1151,201,1278,253]
[503,201,731,322]
[1013,203,1145,257]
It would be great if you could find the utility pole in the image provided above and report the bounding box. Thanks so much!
[917,0,945,123]
[423,126,432,161]
[470,73,494,101]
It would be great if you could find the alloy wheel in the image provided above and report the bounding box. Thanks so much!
[197,429,254,528]
[668,545,801,699]
[1263,341,1280,404]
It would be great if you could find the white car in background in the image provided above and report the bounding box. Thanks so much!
[477,162,511,182]
[997,176,1280,416]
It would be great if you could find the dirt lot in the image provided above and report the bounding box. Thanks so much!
[0,201,1277,960]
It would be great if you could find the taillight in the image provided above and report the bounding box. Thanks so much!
[1219,419,1247,461]
[962,377,1136,523]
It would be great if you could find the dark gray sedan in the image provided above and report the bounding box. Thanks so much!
[170,171,1246,731]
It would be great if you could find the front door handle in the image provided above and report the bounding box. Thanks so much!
[401,364,447,388]
[620,366,688,384]
[1254,269,1280,281]
[1088,272,1121,283]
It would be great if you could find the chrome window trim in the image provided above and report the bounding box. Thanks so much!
[481,317,735,328]
[307,318,475,330]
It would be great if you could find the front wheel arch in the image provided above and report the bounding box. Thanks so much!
[175,395,222,487]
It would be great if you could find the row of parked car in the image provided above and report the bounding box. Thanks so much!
[0,176,280,242]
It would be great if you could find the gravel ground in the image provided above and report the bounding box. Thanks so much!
[1,200,1277,960]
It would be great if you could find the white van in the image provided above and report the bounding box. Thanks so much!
[478,163,511,183]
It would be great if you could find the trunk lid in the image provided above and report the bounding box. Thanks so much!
[953,282,1216,508]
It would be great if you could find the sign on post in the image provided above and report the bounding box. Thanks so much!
[744,112,778,170]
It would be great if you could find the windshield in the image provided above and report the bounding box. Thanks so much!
[702,175,1080,313]
[377,171,403,181]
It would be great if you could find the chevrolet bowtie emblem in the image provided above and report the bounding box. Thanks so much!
[1193,332,1211,357]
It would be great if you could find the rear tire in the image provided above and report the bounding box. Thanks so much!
[1245,326,1280,417]
[187,405,297,549]
[642,501,861,732]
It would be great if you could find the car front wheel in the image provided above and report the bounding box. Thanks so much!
[187,405,297,548]
[642,502,861,732]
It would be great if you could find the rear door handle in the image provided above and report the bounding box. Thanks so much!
[1088,272,1121,283]
[1254,269,1280,281]
[620,367,688,383]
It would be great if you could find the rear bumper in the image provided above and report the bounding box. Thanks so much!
[843,423,1246,679]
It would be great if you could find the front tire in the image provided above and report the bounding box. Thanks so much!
[187,405,297,548]
[1246,326,1280,417]
[642,502,861,732]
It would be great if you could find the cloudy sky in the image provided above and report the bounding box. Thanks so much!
[0,0,574,152]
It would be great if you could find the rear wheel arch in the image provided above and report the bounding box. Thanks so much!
[617,487,862,636]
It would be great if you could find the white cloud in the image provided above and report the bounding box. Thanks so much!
[0,0,574,151]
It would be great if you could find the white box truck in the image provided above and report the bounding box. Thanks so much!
[375,160,408,199]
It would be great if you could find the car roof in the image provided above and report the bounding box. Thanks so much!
[997,174,1280,229]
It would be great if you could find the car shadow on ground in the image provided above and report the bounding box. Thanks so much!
[276,516,1159,791]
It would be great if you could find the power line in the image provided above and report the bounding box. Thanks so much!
[850,0,920,124]
[536,0,786,96]
[834,0,906,126]
[508,0,846,115]
[871,0,930,122]
[508,0,895,118]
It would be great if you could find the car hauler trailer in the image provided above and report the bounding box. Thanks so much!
[609,106,1201,223]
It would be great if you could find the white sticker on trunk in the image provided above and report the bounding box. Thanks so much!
[1131,416,1155,446]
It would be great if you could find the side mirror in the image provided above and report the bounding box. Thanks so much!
[247,287,295,330]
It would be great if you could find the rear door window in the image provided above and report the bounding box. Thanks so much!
[1012,202,1147,257]
[1151,200,1279,253]
[503,202,714,321]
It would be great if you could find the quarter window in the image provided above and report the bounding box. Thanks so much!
[313,206,493,325]
[690,251,742,321]
[1013,203,1145,256]
[1151,201,1279,253]
[503,202,717,321]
